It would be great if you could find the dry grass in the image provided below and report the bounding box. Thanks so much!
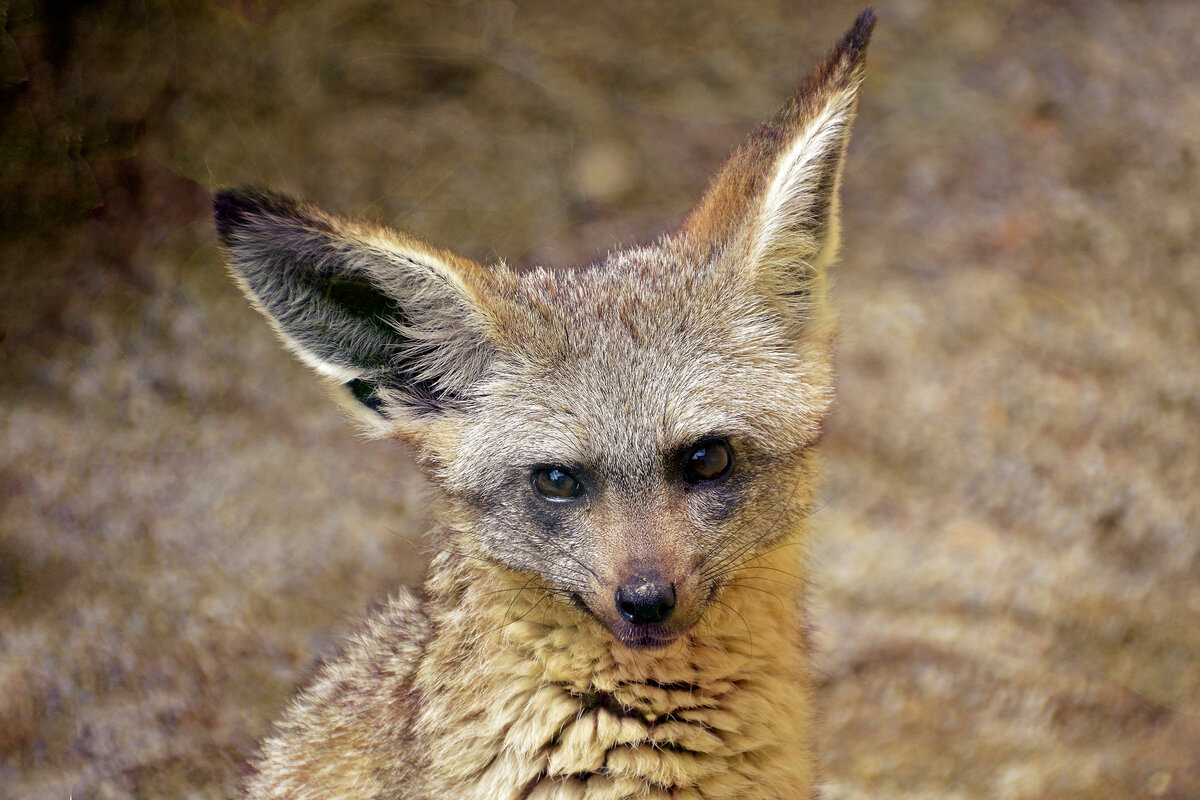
[1,0,1196,797]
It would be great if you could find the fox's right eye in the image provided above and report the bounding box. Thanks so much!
[532,467,583,502]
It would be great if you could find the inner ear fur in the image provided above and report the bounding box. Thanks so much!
[679,8,875,330]
[213,188,496,429]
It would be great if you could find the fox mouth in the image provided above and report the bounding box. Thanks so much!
[614,624,687,650]
[571,592,691,650]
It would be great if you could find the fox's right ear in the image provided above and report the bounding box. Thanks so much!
[213,189,496,436]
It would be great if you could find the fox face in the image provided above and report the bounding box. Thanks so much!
[433,243,836,649]
[215,11,872,650]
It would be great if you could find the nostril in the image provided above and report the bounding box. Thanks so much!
[615,580,676,625]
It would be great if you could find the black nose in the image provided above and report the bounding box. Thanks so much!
[615,577,676,625]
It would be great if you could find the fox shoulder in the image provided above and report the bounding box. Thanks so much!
[243,587,432,798]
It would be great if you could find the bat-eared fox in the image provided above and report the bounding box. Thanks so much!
[215,9,875,798]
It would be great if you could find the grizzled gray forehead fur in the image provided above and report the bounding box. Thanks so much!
[439,239,834,499]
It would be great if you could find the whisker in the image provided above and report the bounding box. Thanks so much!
[703,488,830,583]
[709,598,754,654]
[480,593,554,640]
[695,488,791,571]
[501,576,537,625]
[701,477,809,580]
[719,581,789,614]
[701,480,808,571]
[705,563,808,587]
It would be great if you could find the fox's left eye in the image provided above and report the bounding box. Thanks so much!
[682,439,733,483]
[532,467,583,501]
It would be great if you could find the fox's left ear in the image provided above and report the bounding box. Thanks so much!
[680,8,875,331]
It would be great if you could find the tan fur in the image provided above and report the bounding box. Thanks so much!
[254,534,819,800]
[216,11,874,799]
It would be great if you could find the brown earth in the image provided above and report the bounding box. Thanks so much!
[1,0,1197,797]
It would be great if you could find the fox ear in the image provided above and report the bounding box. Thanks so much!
[213,189,495,435]
[681,9,875,327]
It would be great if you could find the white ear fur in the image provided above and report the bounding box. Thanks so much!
[750,89,859,273]
[678,9,873,306]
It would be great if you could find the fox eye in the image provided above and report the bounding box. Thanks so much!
[682,439,733,484]
[532,467,582,501]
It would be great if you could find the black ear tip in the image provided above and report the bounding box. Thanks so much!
[841,7,877,65]
[213,187,298,242]
[213,189,254,240]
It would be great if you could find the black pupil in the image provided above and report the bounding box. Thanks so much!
[687,440,731,482]
[536,468,578,499]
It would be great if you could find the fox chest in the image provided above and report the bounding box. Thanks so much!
[420,676,812,800]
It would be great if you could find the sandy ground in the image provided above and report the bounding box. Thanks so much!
[1,0,1197,797]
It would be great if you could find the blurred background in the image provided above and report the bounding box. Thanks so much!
[1,0,1197,797]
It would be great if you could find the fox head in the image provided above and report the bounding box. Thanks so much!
[214,10,873,650]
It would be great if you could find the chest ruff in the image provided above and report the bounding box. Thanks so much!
[415,557,818,800]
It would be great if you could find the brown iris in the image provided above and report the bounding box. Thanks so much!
[682,439,733,483]
[532,467,582,501]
